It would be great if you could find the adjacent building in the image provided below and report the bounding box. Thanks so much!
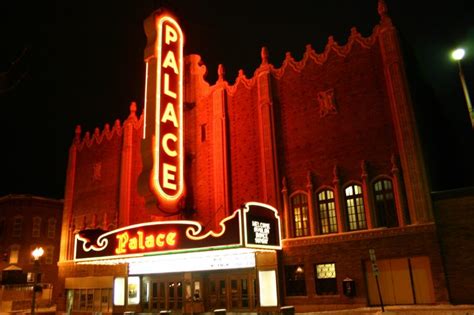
[0,194,63,312]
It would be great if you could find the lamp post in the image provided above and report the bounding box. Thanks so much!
[31,247,44,315]
[452,48,474,127]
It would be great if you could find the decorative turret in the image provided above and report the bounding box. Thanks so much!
[217,64,225,82]
[261,46,269,66]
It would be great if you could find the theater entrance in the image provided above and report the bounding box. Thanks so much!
[142,275,184,312]
[205,271,258,311]
[140,271,258,313]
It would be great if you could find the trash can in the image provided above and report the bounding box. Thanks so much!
[280,305,295,315]
[214,308,226,315]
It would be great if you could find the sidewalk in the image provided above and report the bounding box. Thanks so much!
[298,304,474,315]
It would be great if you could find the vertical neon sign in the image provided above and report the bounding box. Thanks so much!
[143,11,184,212]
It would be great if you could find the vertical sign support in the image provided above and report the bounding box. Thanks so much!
[369,249,385,312]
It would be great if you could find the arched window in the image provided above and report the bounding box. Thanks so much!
[344,184,367,231]
[373,179,398,227]
[317,190,337,234]
[291,193,310,237]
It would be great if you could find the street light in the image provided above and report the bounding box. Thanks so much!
[451,48,474,127]
[31,247,44,315]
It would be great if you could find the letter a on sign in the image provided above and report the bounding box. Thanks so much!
[142,11,184,212]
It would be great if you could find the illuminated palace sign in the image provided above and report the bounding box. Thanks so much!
[74,202,281,261]
[143,11,184,211]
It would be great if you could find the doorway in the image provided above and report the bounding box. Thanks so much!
[206,272,257,311]
[365,256,435,305]
[143,276,183,312]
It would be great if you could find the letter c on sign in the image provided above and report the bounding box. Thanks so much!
[162,133,178,157]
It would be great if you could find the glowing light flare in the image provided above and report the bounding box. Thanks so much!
[149,14,184,206]
[452,48,466,61]
[32,247,44,260]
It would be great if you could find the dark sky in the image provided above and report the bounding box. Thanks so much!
[1,0,473,200]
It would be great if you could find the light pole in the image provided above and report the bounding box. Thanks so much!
[452,48,474,127]
[31,247,44,315]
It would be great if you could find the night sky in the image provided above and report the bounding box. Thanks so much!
[1,0,473,200]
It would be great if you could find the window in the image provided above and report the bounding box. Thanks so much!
[0,217,5,238]
[48,218,57,238]
[285,265,306,296]
[9,245,20,264]
[32,217,41,238]
[71,288,112,312]
[12,216,23,238]
[45,246,54,264]
[291,193,309,237]
[317,190,338,234]
[373,179,398,227]
[344,185,367,231]
[315,263,337,295]
[200,124,207,142]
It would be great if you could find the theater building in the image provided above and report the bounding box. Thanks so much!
[56,1,457,313]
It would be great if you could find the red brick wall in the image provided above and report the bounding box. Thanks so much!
[72,129,122,229]
[281,225,448,311]
[433,188,474,304]
[276,42,397,192]
[227,85,263,210]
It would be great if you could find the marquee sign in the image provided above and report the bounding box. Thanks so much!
[143,11,184,211]
[74,202,281,262]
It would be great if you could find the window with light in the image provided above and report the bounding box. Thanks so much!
[315,263,337,295]
[291,193,309,237]
[9,245,20,264]
[344,185,367,231]
[317,190,338,234]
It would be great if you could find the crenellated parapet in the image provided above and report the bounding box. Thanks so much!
[188,21,391,99]
[72,102,144,151]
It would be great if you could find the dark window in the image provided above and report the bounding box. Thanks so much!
[32,217,41,238]
[315,263,337,295]
[344,185,367,231]
[0,217,5,238]
[373,179,398,227]
[291,194,309,237]
[12,216,23,238]
[48,218,57,238]
[285,265,307,296]
[200,124,207,142]
[317,190,338,234]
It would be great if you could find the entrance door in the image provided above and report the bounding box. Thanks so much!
[144,276,183,312]
[206,273,256,311]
